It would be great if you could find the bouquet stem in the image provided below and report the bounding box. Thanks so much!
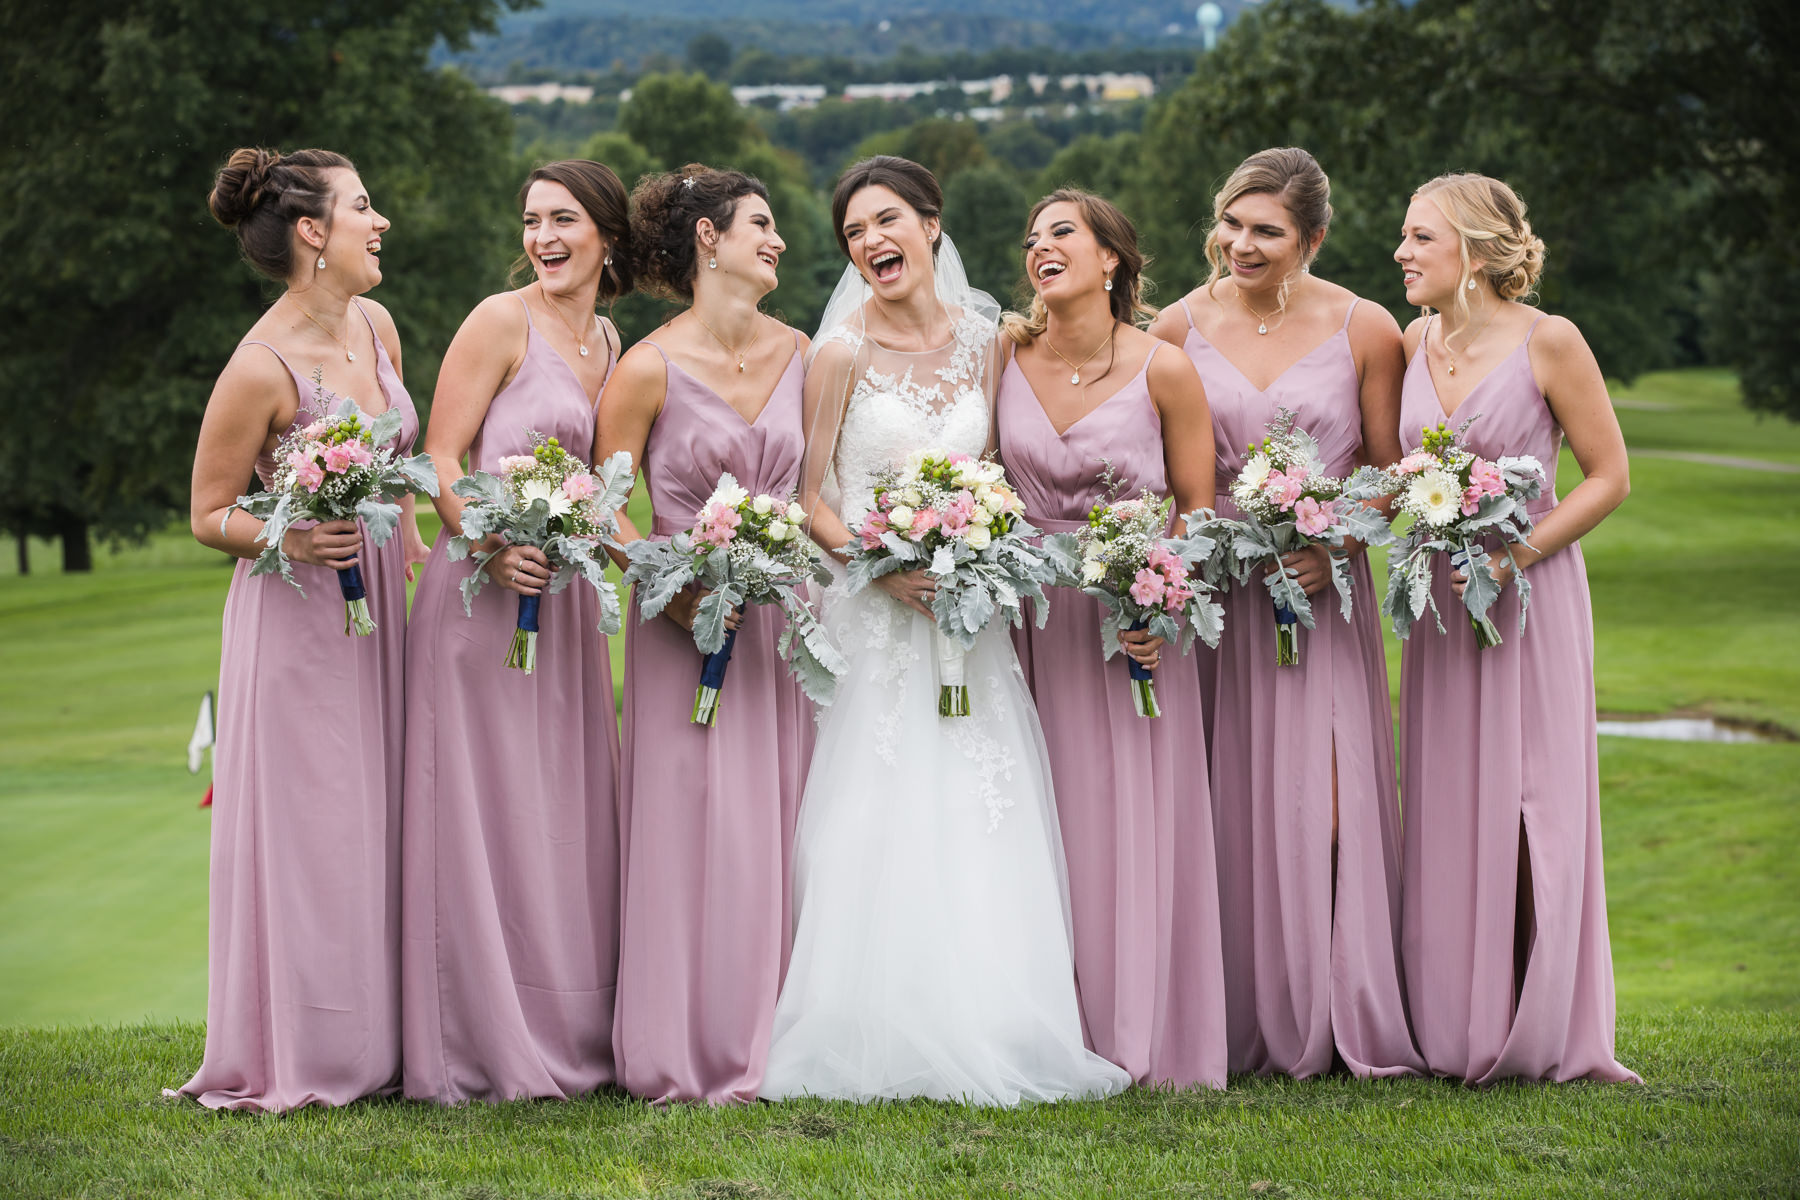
[507,594,540,673]
[1273,600,1300,667]
[937,629,969,718]
[1470,612,1503,649]
[338,564,376,637]
[693,626,739,726]
[1125,620,1160,718]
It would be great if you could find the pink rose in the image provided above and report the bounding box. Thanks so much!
[1129,567,1166,606]
[561,472,597,502]
[1262,471,1304,510]
[1292,496,1333,538]
[498,454,536,474]
[290,451,326,492]
[1398,452,1435,475]
[912,508,941,535]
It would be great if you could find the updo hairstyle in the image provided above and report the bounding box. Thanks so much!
[510,159,636,302]
[1202,147,1333,311]
[830,155,944,259]
[1412,173,1547,325]
[629,164,771,302]
[1000,187,1156,346]
[208,147,355,281]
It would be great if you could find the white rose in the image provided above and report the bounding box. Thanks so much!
[752,494,774,515]
[975,461,1004,484]
[888,505,915,531]
[786,502,806,523]
[901,487,922,506]
[767,520,790,541]
[971,505,994,527]
[1082,558,1107,583]
[981,490,1007,513]
[964,523,992,550]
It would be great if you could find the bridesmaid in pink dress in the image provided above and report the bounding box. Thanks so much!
[999,189,1227,1089]
[1393,173,1637,1084]
[599,166,812,1105]
[402,162,630,1104]
[180,148,428,1111]
[1148,149,1422,1079]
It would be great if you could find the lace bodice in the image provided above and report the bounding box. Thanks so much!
[826,314,995,524]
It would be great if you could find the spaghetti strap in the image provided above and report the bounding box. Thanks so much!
[1180,297,1198,331]
[1524,312,1547,343]
[640,339,671,364]
[240,340,295,374]
[1340,297,1359,331]
[514,290,536,330]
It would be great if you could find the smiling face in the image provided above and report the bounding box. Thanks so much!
[1023,200,1118,304]
[841,183,939,303]
[703,193,784,296]
[522,179,607,297]
[1213,190,1311,296]
[307,169,388,290]
[1394,196,1469,310]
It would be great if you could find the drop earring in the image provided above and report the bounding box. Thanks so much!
[1467,277,1478,291]
[1104,277,1113,292]
[604,255,613,266]
[316,254,326,270]
[708,256,717,270]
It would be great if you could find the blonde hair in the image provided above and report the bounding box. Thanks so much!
[1001,188,1157,346]
[1413,173,1547,327]
[1201,147,1332,315]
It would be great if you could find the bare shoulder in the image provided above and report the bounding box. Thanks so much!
[611,340,670,390]
[216,340,295,401]
[1401,314,1430,357]
[357,296,401,347]
[1143,333,1202,390]
[804,332,856,372]
[1145,302,1189,347]
[1528,312,1589,357]
[1348,293,1403,339]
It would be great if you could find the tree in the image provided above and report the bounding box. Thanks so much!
[943,164,1031,306]
[618,72,748,170]
[0,0,524,569]
[685,32,733,80]
[855,118,988,187]
[578,131,664,193]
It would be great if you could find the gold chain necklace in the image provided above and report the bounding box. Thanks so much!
[694,310,760,372]
[1045,322,1116,386]
[538,284,599,358]
[1440,306,1497,376]
[1237,287,1287,336]
[290,298,355,363]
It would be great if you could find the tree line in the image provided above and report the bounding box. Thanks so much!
[2,0,1792,571]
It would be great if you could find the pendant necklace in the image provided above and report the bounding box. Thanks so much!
[540,285,599,357]
[1441,305,1497,376]
[1237,289,1286,336]
[1045,322,1116,385]
[292,299,356,362]
[696,310,760,372]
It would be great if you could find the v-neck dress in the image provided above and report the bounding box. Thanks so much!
[1396,316,1638,1084]
[611,337,814,1105]
[1179,299,1422,1079]
[178,302,418,1111]
[401,292,624,1103]
[998,350,1228,1089]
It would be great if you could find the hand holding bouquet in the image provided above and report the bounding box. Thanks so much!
[843,450,1059,717]
[1374,418,1544,647]
[447,435,634,671]
[223,385,438,636]
[1195,408,1393,666]
[623,474,845,725]
[1053,489,1223,718]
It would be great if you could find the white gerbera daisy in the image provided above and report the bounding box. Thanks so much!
[521,477,573,518]
[1408,469,1461,527]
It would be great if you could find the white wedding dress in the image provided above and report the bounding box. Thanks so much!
[758,310,1130,1106]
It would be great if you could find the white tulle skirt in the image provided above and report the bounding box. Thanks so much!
[760,585,1131,1106]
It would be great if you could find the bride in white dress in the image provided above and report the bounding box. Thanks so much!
[758,157,1129,1105]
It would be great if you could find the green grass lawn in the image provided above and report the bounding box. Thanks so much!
[1,368,1796,1198]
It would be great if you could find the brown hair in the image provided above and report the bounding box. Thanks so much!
[1001,187,1156,345]
[509,159,636,302]
[1201,147,1333,312]
[208,147,355,281]
[1413,173,1547,326]
[830,155,943,259]
[628,163,771,302]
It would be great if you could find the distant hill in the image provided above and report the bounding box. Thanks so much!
[445,0,1288,80]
